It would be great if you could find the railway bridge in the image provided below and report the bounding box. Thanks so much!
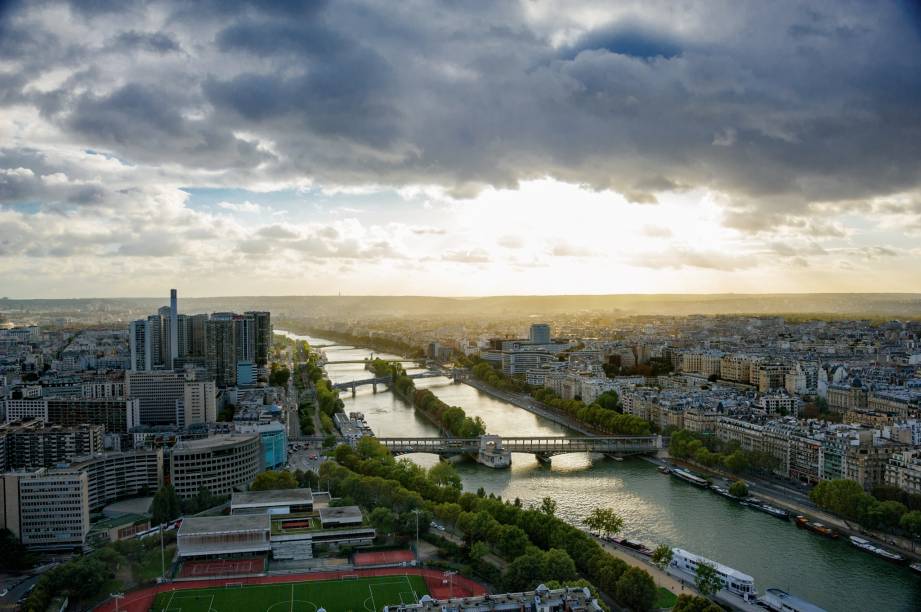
[331,370,447,395]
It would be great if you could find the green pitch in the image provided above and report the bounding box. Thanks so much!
[150,575,428,612]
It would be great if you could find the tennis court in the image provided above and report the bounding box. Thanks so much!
[353,549,415,566]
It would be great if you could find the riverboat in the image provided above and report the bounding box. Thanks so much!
[613,538,652,556]
[910,562,921,575]
[760,587,827,612]
[657,465,670,474]
[670,467,711,487]
[794,515,839,539]
[848,536,905,563]
[670,548,758,603]
[710,485,740,499]
[740,499,791,519]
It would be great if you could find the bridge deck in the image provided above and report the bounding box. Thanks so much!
[375,435,660,455]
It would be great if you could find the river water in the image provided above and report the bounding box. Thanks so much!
[283,332,921,612]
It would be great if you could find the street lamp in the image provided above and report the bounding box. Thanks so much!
[443,571,457,598]
[110,592,124,612]
[411,509,421,563]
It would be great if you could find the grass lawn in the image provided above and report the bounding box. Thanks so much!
[150,574,429,612]
[654,586,678,609]
[138,544,175,582]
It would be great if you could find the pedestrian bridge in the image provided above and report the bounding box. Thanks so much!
[375,434,662,466]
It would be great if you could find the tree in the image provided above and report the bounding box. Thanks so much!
[900,510,921,538]
[615,566,657,612]
[540,497,558,516]
[429,461,462,490]
[723,450,749,474]
[250,470,298,491]
[368,507,396,536]
[729,480,749,498]
[596,390,621,412]
[0,528,34,571]
[810,479,876,523]
[651,544,673,570]
[672,594,724,612]
[269,363,290,387]
[150,484,180,525]
[694,561,723,597]
[583,507,625,539]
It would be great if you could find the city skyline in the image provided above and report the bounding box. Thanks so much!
[1,1,920,297]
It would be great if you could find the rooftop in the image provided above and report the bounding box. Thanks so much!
[232,488,314,508]
[318,506,364,523]
[172,433,259,451]
[178,513,270,536]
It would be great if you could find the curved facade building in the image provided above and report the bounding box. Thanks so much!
[169,434,262,498]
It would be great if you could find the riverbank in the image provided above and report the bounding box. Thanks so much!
[462,378,603,436]
[651,455,921,562]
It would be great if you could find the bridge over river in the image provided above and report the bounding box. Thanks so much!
[331,370,448,395]
[375,434,663,468]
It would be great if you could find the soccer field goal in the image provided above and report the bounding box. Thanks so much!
[224,582,244,588]
[340,574,360,580]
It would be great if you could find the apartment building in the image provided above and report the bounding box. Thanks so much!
[46,397,141,433]
[1,421,104,469]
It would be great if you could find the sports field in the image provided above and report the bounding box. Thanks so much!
[149,574,429,612]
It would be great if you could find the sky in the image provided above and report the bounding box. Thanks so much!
[1,0,920,298]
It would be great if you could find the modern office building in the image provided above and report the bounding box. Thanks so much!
[46,397,141,433]
[246,311,272,367]
[126,370,185,425]
[129,319,153,372]
[529,323,552,345]
[180,380,217,426]
[2,421,104,469]
[206,315,238,387]
[169,433,262,498]
[0,468,91,550]
[71,449,164,510]
[235,420,287,469]
[169,289,179,367]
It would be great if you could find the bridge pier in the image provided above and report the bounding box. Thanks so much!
[535,453,553,465]
[351,385,356,397]
[372,383,377,393]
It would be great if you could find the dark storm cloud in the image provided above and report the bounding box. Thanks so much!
[1,0,920,223]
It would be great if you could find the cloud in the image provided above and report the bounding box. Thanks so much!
[550,242,597,257]
[642,225,672,238]
[217,200,265,213]
[442,249,491,264]
[632,247,756,271]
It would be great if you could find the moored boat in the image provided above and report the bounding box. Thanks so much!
[910,562,921,575]
[848,536,905,563]
[671,467,711,487]
[657,465,670,474]
[794,515,839,539]
[710,485,740,499]
[670,548,757,603]
[760,587,827,612]
[740,499,790,519]
[613,538,652,555]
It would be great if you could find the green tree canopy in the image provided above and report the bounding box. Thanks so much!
[729,480,749,498]
[250,470,298,491]
[150,484,180,525]
[694,561,723,597]
[615,566,657,612]
[672,594,725,612]
[583,507,625,539]
[651,544,673,570]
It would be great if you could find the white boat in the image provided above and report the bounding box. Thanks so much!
[760,588,827,612]
[910,561,921,575]
[670,468,710,487]
[670,548,757,602]
[848,536,905,563]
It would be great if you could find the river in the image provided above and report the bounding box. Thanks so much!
[282,331,921,612]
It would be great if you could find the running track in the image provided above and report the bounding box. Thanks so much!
[94,568,486,612]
